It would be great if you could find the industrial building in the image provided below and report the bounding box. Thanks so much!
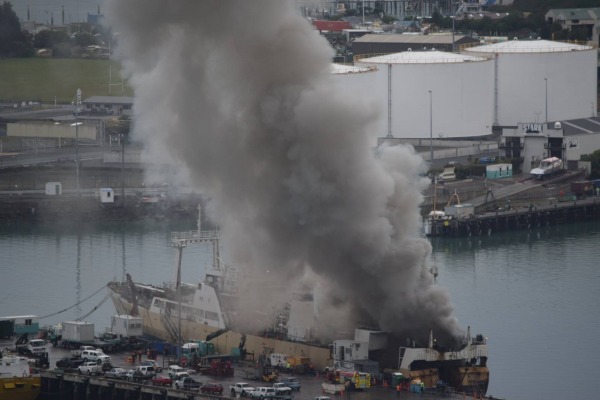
[500,117,600,175]
[82,96,134,116]
[352,34,479,56]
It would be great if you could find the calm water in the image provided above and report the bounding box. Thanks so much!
[1,219,600,400]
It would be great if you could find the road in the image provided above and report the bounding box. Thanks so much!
[0,147,107,168]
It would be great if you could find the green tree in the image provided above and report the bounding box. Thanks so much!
[581,150,600,179]
[74,32,97,47]
[0,1,34,57]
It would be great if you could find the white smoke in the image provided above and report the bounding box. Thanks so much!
[106,0,464,344]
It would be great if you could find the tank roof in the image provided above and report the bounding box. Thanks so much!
[330,64,376,74]
[466,39,593,53]
[358,50,488,64]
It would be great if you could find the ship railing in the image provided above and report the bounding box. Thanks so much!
[171,230,219,242]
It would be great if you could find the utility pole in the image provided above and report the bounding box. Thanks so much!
[429,90,433,163]
[121,133,125,207]
[71,88,82,196]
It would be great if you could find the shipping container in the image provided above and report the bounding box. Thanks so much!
[62,321,95,342]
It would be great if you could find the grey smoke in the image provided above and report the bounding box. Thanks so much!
[106,0,464,344]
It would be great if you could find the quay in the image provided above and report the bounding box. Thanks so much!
[428,195,600,237]
[40,371,193,400]
[38,370,496,400]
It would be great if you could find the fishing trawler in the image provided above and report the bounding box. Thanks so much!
[0,351,40,400]
[107,220,332,368]
[107,213,489,395]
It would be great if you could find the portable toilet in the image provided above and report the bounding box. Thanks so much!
[100,188,114,203]
[486,163,512,179]
[45,182,62,195]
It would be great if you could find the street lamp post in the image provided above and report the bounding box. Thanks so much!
[429,90,433,163]
[544,77,548,123]
[71,88,82,196]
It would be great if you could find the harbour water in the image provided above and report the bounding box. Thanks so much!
[1,219,600,400]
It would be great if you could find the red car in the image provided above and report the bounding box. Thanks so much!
[201,383,224,395]
[151,375,173,386]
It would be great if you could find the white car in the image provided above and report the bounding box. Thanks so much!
[78,362,102,375]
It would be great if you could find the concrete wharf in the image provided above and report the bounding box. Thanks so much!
[428,195,600,237]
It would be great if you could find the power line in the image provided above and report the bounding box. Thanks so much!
[38,285,107,319]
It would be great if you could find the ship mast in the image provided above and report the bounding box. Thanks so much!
[170,205,221,359]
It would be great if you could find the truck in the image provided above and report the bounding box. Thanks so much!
[16,338,46,356]
[56,357,84,370]
[71,345,98,358]
[174,376,202,390]
[230,382,256,397]
[78,362,103,375]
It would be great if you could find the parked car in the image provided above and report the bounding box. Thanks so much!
[201,382,224,395]
[479,156,496,165]
[141,359,162,372]
[250,387,277,399]
[174,376,202,391]
[230,382,256,397]
[272,382,292,395]
[105,367,128,379]
[168,365,186,379]
[279,377,301,391]
[78,362,103,375]
[151,375,173,386]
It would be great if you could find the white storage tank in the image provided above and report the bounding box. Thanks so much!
[355,50,494,139]
[62,321,94,342]
[110,315,143,337]
[464,39,597,126]
[330,63,382,144]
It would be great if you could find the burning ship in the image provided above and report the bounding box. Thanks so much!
[107,225,489,395]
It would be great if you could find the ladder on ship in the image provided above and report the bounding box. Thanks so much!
[161,308,179,344]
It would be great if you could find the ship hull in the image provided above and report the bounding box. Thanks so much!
[108,291,331,368]
[0,377,41,400]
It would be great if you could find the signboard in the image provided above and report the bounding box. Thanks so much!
[520,122,544,134]
[566,137,578,150]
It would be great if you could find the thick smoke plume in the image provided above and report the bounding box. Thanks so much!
[106,0,464,344]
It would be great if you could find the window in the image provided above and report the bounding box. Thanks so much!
[25,319,32,325]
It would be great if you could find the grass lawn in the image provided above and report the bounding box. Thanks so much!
[0,58,133,104]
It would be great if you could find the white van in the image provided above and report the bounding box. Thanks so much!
[135,365,156,377]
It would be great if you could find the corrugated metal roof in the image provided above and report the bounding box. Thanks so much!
[546,7,600,21]
[330,64,376,74]
[466,39,592,54]
[353,34,470,44]
[358,50,488,64]
[83,96,134,104]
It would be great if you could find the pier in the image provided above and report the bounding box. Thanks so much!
[427,196,600,237]
[40,371,204,400]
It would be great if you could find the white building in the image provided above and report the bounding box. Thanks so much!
[500,117,600,174]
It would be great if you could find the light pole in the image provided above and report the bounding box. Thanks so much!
[429,90,433,163]
[544,77,548,123]
[71,88,82,196]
